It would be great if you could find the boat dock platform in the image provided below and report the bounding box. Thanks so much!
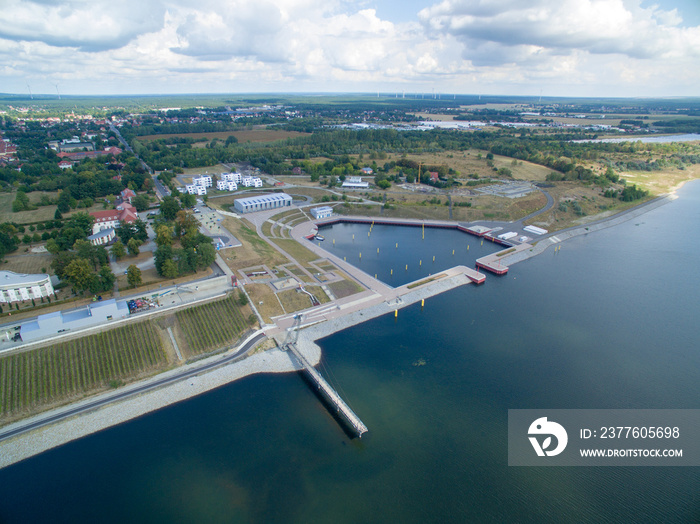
[475,243,533,275]
[284,341,368,438]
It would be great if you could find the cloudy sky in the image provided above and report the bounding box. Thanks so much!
[1,0,699,97]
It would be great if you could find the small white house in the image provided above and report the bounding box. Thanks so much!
[311,206,333,220]
[217,180,238,191]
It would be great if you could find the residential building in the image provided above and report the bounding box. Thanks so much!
[217,180,238,191]
[220,172,242,183]
[186,184,207,195]
[193,175,212,187]
[87,228,116,246]
[310,206,333,219]
[242,176,263,187]
[120,188,136,203]
[89,203,138,235]
[233,193,292,213]
[58,160,73,169]
[361,167,374,175]
[0,271,54,304]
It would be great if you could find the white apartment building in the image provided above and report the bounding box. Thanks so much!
[217,180,238,191]
[186,184,207,195]
[193,175,212,187]
[242,176,263,188]
[221,172,243,183]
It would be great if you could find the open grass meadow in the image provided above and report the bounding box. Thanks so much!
[174,293,255,357]
[0,321,165,421]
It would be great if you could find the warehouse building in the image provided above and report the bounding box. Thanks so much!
[20,299,129,342]
[233,193,293,213]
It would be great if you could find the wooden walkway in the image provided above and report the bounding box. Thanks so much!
[285,342,368,438]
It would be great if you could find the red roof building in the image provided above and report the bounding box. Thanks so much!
[120,188,136,203]
[429,171,439,182]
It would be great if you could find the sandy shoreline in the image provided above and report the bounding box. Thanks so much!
[0,192,680,469]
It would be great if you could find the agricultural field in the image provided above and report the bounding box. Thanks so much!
[0,321,165,422]
[174,293,255,357]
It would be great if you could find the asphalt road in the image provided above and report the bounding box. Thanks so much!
[0,331,267,443]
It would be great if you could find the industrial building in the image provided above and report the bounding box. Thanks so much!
[20,299,129,342]
[233,193,292,213]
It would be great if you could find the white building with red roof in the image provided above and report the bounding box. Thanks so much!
[89,203,138,236]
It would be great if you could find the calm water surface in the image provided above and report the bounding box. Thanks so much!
[0,183,699,523]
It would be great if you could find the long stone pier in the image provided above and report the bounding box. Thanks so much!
[284,342,368,438]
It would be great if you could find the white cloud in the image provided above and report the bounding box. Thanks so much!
[0,0,699,96]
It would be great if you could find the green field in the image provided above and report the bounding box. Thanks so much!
[174,294,254,357]
[0,321,165,419]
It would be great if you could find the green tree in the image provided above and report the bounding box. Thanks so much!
[131,194,150,212]
[57,191,72,213]
[155,224,173,247]
[54,209,63,220]
[111,240,126,260]
[175,210,199,238]
[159,195,181,220]
[126,265,142,287]
[161,258,179,279]
[127,237,142,256]
[179,192,196,209]
[64,258,94,292]
[12,191,34,212]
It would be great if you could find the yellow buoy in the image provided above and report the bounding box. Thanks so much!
[419,260,422,266]
[359,252,362,259]
[421,299,424,307]
[395,242,398,248]
[394,309,398,318]
[452,249,455,255]
[390,269,393,275]
[405,264,408,270]
[375,274,377,279]
[467,245,470,251]
[333,239,335,245]
[433,255,435,262]
[377,248,380,254]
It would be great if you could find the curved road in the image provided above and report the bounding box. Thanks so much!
[0,331,267,443]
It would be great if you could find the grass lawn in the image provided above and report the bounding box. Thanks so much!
[328,276,365,299]
[245,283,285,324]
[219,217,290,273]
[271,238,320,265]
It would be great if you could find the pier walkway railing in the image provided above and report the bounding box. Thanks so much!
[285,342,368,438]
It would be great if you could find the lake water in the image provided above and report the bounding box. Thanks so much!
[0,183,699,523]
[576,133,700,144]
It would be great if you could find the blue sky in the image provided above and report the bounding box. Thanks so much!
[1,0,699,98]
